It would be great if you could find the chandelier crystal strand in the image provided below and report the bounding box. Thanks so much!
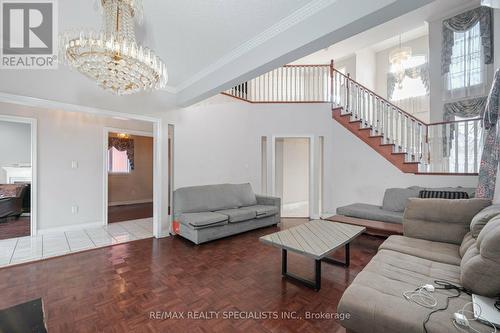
[60,0,167,95]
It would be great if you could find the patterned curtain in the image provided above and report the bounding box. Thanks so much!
[108,137,135,170]
[387,64,430,100]
[476,69,500,199]
[443,96,488,121]
[441,6,493,75]
[442,97,487,157]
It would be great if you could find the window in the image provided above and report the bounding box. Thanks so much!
[108,147,131,173]
[389,55,428,101]
[449,115,483,173]
[446,22,483,92]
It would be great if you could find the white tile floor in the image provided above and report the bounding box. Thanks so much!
[0,218,153,268]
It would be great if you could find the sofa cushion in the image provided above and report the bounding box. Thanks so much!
[470,204,500,237]
[177,212,228,229]
[379,235,461,265]
[173,184,241,214]
[241,205,278,218]
[215,208,256,223]
[382,188,420,212]
[403,198,492,245]
[337,249,484,333]
[230,183,257,207]
[460,232,475,257]
[461,216,500,297]
[337,203,403,224]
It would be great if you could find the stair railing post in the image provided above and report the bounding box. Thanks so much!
[346,73,351,114]
[330,60,334,105]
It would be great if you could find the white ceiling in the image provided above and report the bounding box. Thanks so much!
[292,0,477,64]
[0,0,441,115]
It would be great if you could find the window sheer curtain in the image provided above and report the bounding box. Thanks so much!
[442,6,493,101]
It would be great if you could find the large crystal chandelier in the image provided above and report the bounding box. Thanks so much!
[60,0,168,95]
[389,35,411,89]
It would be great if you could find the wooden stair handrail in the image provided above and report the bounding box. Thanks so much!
[331,66,483,128]
[224,63,484,128]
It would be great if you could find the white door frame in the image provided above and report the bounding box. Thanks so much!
[271,135,317,219]
[103,127,156,229]
[0,115,38,236]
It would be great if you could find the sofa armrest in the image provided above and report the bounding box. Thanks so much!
[256,195,281,219]
[256,194,280,207]
[403,198,491,245]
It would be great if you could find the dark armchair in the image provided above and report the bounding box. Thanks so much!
[0,184,29,220]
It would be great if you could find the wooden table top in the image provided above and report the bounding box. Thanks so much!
[260,220,365,260]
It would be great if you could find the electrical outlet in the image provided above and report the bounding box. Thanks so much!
[71,161,78,169]
[71,205,79,214]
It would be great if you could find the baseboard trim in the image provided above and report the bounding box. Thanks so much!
[108,199,153,207]
[37,221,103,235]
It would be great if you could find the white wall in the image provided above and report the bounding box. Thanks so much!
[335,55,357,79]
[0,102,153,231]
[164,95,478,216]
[355,48,377,90]
[0,120,31,166]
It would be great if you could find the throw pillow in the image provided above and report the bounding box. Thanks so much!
[419,190,469,199]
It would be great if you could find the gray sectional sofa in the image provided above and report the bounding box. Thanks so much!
[337,186,476,224]
[338,198,500,333]
[173,183,281,244]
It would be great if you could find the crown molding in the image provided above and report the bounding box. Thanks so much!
[0,92,161,123]
[161,85,178,94]
[174,0,340,92]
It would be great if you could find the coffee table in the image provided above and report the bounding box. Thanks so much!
[260,220,365,291]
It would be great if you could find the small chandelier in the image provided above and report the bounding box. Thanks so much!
[389,35,411,89]
[60,0,168,95]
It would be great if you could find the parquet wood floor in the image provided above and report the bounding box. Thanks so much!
[0,216,30,240]
[0,218,383,333]
[108,203,154,223]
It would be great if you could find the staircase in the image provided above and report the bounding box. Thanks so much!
[223,61,482,175]
[332,107,419,173]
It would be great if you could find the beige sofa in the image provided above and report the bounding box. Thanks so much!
[338,198,500,333]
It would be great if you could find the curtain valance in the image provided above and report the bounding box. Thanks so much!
[443,96,488,121]
[109,137,135,170]
[387,64,429,100]
[442,6,493,75]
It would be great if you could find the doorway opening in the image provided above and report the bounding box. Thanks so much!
[106,131,154,224]
[0,116,36,240]
[274,137,311,218]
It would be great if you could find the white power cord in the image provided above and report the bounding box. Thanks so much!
[452,302,497,333]
[403,284,438,309]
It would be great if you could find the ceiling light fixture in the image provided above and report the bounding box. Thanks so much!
[60,0,168,95]
[389,35,412,89]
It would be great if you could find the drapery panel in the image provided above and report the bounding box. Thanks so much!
[476,69,500,199]
[108,137,135,170]
[441,6,493,75]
